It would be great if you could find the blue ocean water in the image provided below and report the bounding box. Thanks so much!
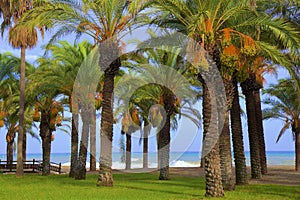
[0,151,295,169]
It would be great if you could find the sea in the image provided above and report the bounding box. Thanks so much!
[0,151,295,169]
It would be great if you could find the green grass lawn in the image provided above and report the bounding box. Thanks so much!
[0,173,299,200]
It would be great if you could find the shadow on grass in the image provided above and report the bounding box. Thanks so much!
[118,185,203,198]
[235,184,300,199]
[2,173,299,200]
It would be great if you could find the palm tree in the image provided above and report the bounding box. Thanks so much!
[117,44,200,180]
[0,0,40,177]
[148,0,245,193]
[38,40,94,177]
[0,52,37,168]
[25,55,67,175]
[239,0,300,178]
[263,79,300,171]
[17,0,147,186]
[38,40,97,179]
[0,53,21,165]
[120,109,140,170]
[256,0,300,175]
[74,48,100,180]
[0,75,20,166]
[149,0,299,193]
[116,80,152,169]
[36,99,64,175]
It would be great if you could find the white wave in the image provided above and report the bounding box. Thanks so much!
[170,160,200,167]
[131,158,140,162]
[61,160,199,169]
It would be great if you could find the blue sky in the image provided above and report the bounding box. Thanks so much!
[0,28,295,155]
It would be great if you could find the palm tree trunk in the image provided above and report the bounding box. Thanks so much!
[158,114,171,180]
[97,41,120,186]
[230,77,248,185]
[219,78,235,191]
[22,130,26,161]
[69,113,79,177]
[143,124,150,169]
[90,111,96,171]
[97,69,118,186]
[75,110,90,180]
[7,139,14,166]
[42,133,52,176]
[200,140,205,168]
[296,128,300,171]
[219,112,235,190]
[40,110,51,176]
[254,89,267,174]
[157,134,161,170]
[202,82,224,197]
[16,46,26,177]
[125,133,131,170]
[241,78,262,179]
[6,127,15,166]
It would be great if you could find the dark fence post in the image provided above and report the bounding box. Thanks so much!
[59,163,61,174]
[33,159,35,172]
[9,160,12,172]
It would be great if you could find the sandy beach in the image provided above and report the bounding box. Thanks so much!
[60,165,300,186]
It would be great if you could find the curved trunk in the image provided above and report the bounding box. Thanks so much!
[254,89,267,175]
[241,78,261,179]
[219,112,235,190]
[69,113,79,177]
[90,111,96,171]
[230,78,248,185]
[296,128,300,171]
[202,82,224,197]
[219,78,235,191]
[143,124,150,169]
[158,114,171,180]
[16,46,26,177]
[40,110,52,176]
[75,110,90,180]
[97,53,120,186]
[198,43,225,197]
[97,41,120,186]
[97,71,115,186]
[125,133,131,170]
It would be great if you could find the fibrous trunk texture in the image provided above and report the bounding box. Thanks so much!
[125,133,131,170]
[230,77,248,184]
[90,112,96,171]
[143,124,150,169]
[40,110,52,176]
[158,114,171,180]
[69,113,79,177]
[241,75,262,179]
[254,89,267,175]
[75,110,90,180]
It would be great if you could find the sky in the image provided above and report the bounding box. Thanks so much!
[0,26,295,155]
